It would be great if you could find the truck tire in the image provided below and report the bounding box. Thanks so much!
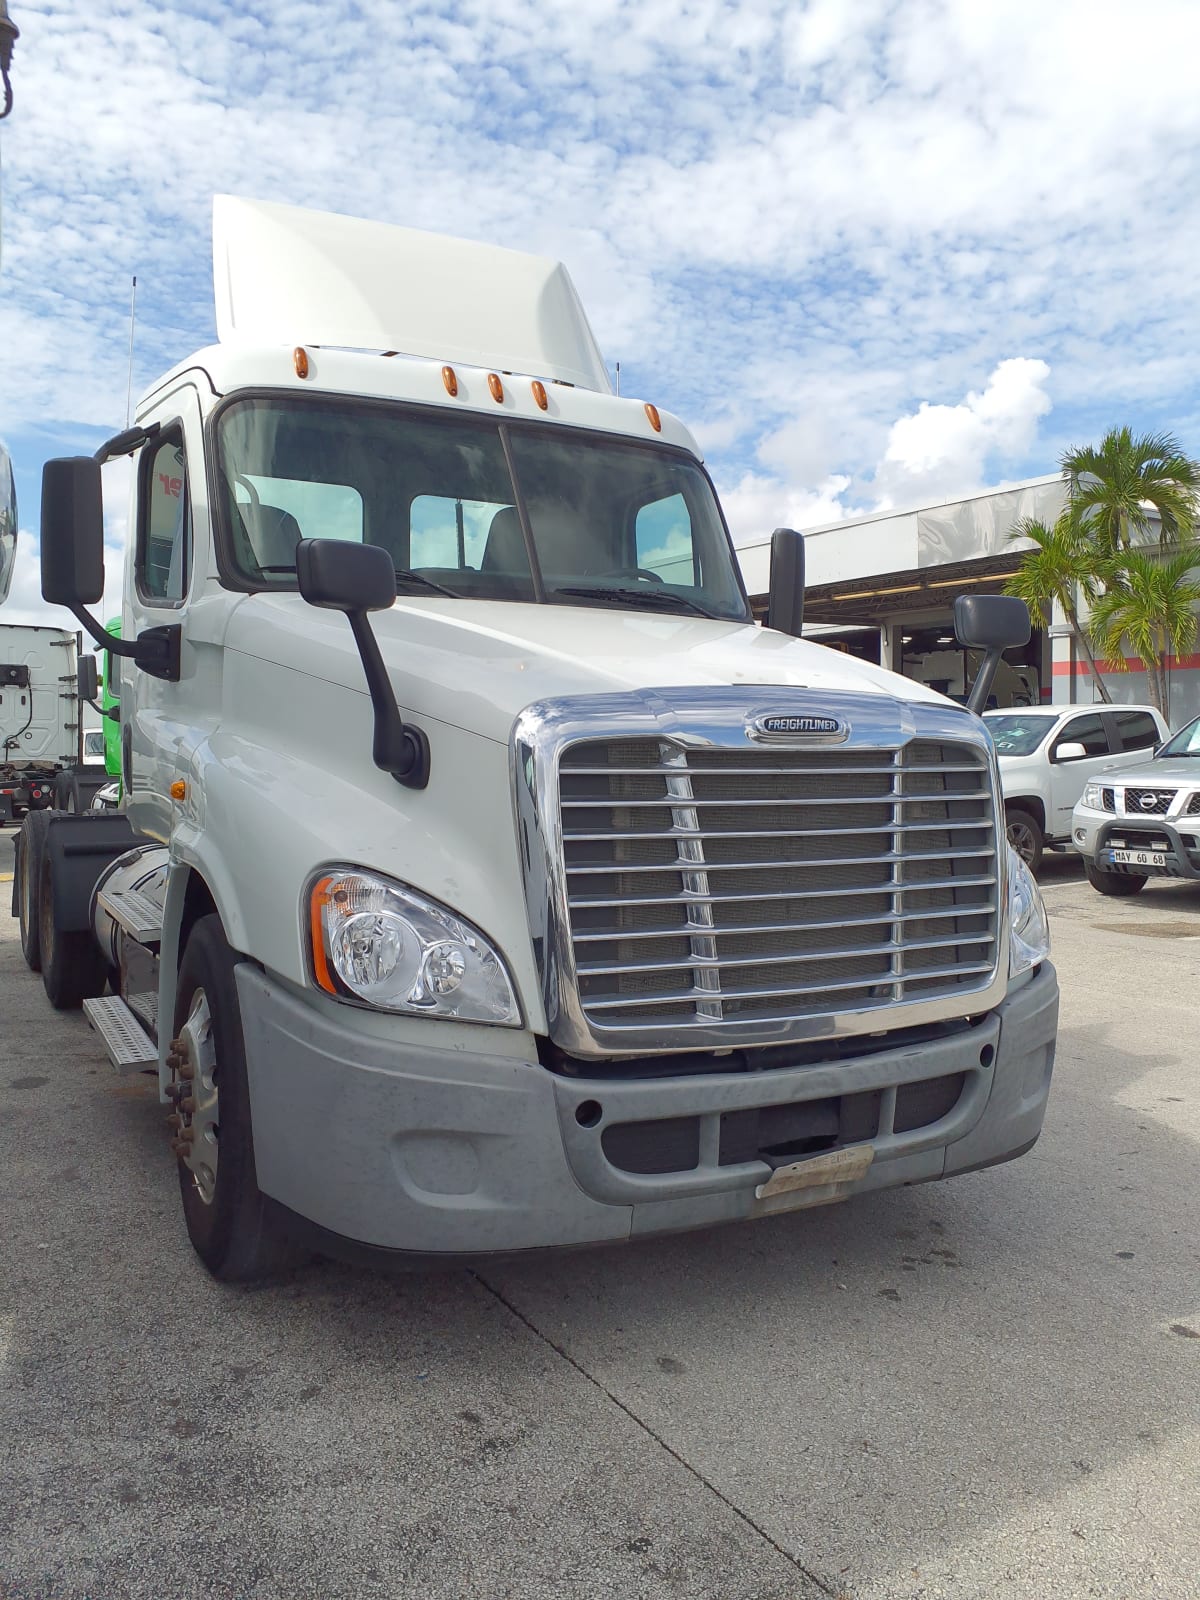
[16,809,54,971]
[1084,861,1147,897]
[173,914,300,1283]
[1005,804,1043,875]
[39,854,110,1008]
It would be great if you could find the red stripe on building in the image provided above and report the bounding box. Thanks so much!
[1052,653,1200,676]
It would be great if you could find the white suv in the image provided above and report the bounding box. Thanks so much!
[982,704,1169,873]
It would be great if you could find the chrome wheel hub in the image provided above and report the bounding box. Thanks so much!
[171,989,219,1205]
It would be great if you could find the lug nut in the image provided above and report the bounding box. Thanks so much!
[167,1113,182,1130]
[181,1097,196,1115]
[178,1063,195,1082]
[165,1083,184,1101]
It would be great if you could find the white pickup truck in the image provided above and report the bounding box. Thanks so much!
[983,703,1169,873]
[8,196,1058,1281]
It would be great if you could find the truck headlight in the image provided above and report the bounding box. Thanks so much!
[1081,782,1105,810]
[1007,845,1050,977]
[308,868,521,1025]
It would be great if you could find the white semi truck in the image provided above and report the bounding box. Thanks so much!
[0,622,109,822]
[9,197,1058,1280]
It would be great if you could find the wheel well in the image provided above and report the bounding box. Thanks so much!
[178,869,218,966]
[1005,796,1045,834]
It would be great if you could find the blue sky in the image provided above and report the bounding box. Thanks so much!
[3,0,1200,622]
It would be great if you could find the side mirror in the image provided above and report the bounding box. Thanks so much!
[0,439,16,605]
[295,538,428,789]
[297,537,396,613]
[78,655,99,702]
[767,527,805,638]
[41,457,105,606]
[1053,741,1088,762]
[954,595,1031,715]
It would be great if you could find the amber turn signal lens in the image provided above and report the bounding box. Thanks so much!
[488,373,504,403]
[442,365,458,396]
[169,780,186,801]
[309,875,338,996]
[293,347,310,379]
[531,380,548,411]
[644,402,661,432]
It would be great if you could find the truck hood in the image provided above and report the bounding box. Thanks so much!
[227,595,955,745]
[1098,757,1200,789]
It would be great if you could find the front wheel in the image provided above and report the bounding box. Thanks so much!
[1084,860,1147,897]
[172,914,299,1283]
[1005,804,1044,875]
[16,809,53,971]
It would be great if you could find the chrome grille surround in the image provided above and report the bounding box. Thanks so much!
[513,689,1009,1058]
[1123,787,1176,816]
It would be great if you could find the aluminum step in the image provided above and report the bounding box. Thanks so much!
[82,995,157,1074]
[95,883,162,944]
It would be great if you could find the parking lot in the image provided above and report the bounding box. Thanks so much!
[1,829,1198,1600]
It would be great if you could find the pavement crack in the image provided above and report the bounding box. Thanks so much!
[469,1268,842,1598]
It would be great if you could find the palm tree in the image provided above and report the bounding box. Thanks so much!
[1062,428,1200,553]
[1088,546,1200,718]
[1005,514,1111,701]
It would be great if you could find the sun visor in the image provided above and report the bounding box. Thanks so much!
[212,196,612,394]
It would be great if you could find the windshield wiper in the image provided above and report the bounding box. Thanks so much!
[552,584,716,619]
[394,568,460,598]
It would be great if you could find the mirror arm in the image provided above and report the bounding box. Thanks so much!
[65,605,179,682]
[94,422,160,465]
[67,602,137,657]
[345,611,430,789]
[966,648,1004,715]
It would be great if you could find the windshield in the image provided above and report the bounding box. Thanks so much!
[1158,715,1200,758]
[214,396,751,622]
[982,714,1054,756]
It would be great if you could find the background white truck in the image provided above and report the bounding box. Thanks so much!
[8,197,1058,1281]
[0,622,109,823]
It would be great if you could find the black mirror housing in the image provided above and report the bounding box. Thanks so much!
[296,538,396,613]
[41,457,105,606]
[77,655,99,702]
[953,594,1030,652]
[767,527,805,638]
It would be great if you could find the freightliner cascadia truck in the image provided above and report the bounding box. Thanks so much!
[8,197,1058,1280]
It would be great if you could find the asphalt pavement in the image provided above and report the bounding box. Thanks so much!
[1,830,1197,1600]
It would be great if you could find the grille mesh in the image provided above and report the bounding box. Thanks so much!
[1188,793,1200,817]
[560,739,999,1034]
[1124,787,1176,816]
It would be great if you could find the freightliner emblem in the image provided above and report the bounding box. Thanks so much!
[749,712,849,743]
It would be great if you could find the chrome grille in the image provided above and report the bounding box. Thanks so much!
[1124,787,1176,816]
[559,738,999,1035]
[1101,787,1116,813]
[1188,793,1200,817]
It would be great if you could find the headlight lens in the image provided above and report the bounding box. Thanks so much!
[1082,782,1105,809]
[1008,845,1050,977]
[309,869,521,1025]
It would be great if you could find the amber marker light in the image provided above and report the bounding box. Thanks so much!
[488,372,505,403]
[293,347,310,379]
[644,402,662,432]
[441,365,458,396]
[309,875,339,995]
[531,380,549,411]
[169,780,186,801]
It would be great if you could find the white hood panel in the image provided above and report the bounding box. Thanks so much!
[226,597,955,746]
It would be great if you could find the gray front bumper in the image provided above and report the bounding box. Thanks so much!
[236,963,1059,1257]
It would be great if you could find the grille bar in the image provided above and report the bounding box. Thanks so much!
[582,961,997,1009]
[572,903,995,941]
[568,872,999,910]
[558,735,1000,1038]
[565,844,995,875]
[578,931,992,978]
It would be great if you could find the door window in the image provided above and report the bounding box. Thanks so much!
[635,493,697,583]
[1052,714,1110,759]
[1113,710,1160,751]
[138,432,191,605]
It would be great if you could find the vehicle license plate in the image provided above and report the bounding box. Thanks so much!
[1110,848,1167,867]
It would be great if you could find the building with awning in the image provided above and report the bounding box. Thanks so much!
[735,475,1200,723]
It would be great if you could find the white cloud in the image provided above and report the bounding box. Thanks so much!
[872,357,1052,507]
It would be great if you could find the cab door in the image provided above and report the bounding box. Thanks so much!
[1047,711,1118,832]
[123,383,207,843]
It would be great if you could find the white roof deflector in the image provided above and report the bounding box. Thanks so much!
[212,195,613,394]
